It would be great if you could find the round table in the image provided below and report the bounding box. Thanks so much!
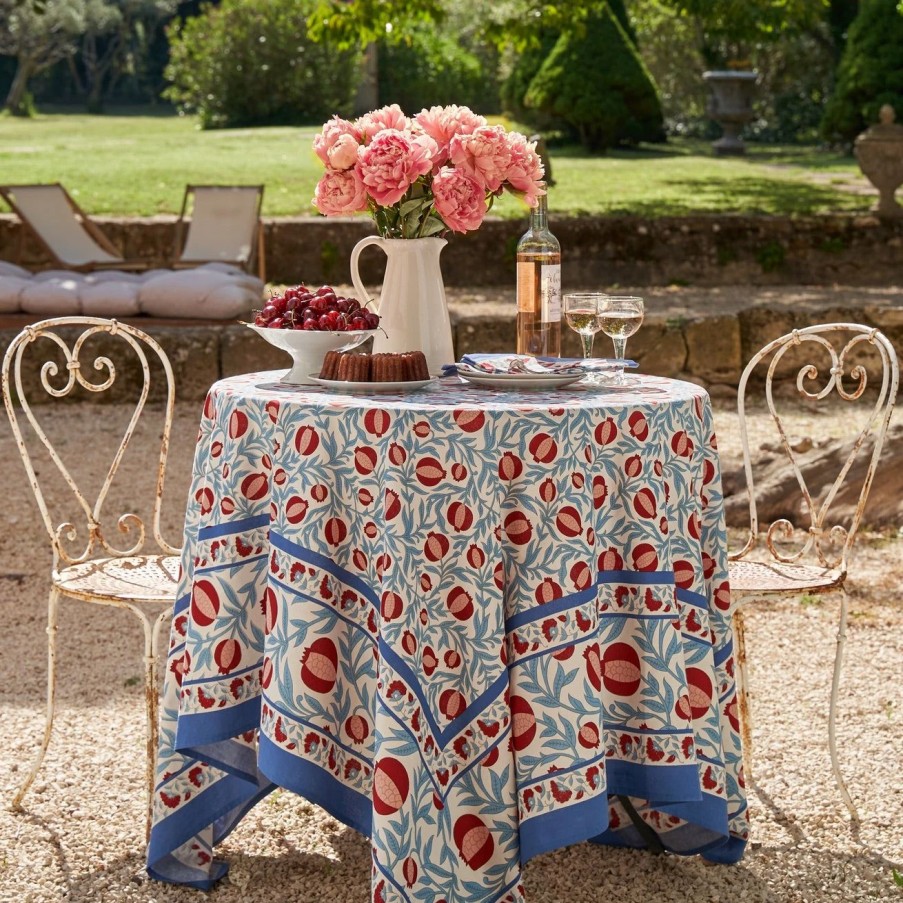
[148,373,748,899]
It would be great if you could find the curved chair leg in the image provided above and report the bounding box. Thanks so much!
[12,587,61,811]
[732,607,754,785]
[828,587,859,822]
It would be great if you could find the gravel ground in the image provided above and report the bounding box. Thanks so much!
[0,399,900,903]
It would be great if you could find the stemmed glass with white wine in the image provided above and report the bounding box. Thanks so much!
[598,295,644,384]
[564,293,608,381]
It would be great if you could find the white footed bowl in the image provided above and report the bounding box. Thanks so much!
[247,324,375,384]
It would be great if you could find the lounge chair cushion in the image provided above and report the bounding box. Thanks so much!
[0,261,31,279]
[80,279,142,317]
[138,266,262,320]
[0,275,28,312]
[20,277,82,316]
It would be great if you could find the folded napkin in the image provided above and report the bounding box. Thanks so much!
[441,353,637,377]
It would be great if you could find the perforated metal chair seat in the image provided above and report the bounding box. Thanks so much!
[729,559,844,595]
[53,554,180,604]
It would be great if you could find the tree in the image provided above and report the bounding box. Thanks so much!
[0,0,86,114]
[67,0,177,112]
[524,4,664,151]
[821,0,903,144]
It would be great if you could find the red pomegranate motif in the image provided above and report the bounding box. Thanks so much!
[594,417,618,446]
[598,548,624,571]
[415,457,446,487]
[570,561,592,590]
[578,721,600,749]
[631,543,659,571]
[214,638,241,674]
[671,430,694,457]
[571,471,585,489]
[260,656,273,689]
[372,757,410,815]
[422,646,438,676]
[413,420,431,437]
[725,694,740,732]
[402,856,418,888]
[272,468,287,486]
[446,587,475,621]
[210,440,223,458]
[602,642,642,696]
[344,714,370,744]
[352,549,367,570]
[285,496,309,524]
[300,637,338,694]
[688,512,701,540]
[381,591,404,622]
[535,578,562,604]
[228,410,249,439]
[528,432,558,463]
[363,408,391,437]
[510,695,536,751]
[191,580,220,626]
[583,643,602,690]
[439,689,466,721]
[265,399,279,423]
[466,544,485,569]
[293,425,319,456]
[384,489,401,520]
[447,502,474,533]
[261,587,278,634]
[354,446,378,475]
[498,452,523,481]
[686,667,713,719]
[388,442,406,465]
[714,581,731,611]
[203,393,215,420]
[556,506,582,537]
[702,552,716,579]
[451,462,467,481]
[503,511,532,546]
[674,559,694,589]
[628,411,649,440]
[240,473,268,501]
[324,517,348,546]
[444,649,461,668]
[358,488,373,506]
[453,409,485,432]
[311,484,328,502]
[539,478,557,503]
[220,496,235,516]
[195,487,214,515]
[424,532,450,561]
[364,521,378,539]
[493,561,505,589]
[702,459,716,485]
[401,630,417,655]
[453,814,495,870]
[624,454,643,478]
[633,488,657,520]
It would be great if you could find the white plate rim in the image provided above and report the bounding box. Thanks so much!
[307,374,435,392]
[457,371,586,389]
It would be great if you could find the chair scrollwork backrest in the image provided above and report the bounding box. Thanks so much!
[732,323,898,572]
[1,317,179,567]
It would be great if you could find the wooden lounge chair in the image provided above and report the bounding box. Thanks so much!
[171,184,266,281]
[0,183,152,272]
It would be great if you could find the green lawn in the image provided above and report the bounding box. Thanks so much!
[0,107,871,219]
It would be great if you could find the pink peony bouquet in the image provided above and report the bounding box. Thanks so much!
[311,104,545,238]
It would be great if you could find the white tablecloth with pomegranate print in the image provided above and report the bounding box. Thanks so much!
[147,372,748,901]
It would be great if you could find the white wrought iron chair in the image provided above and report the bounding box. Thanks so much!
[729,323,898,822]
[1,317,181,838]
[171,184,266,280]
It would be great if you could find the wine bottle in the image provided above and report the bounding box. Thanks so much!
[515,185,561,357]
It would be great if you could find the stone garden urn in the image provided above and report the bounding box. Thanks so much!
[854,104,903,219]
[703,70,758,156]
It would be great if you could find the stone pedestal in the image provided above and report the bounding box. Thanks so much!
[703,70,758,156]
[855,104,903,219]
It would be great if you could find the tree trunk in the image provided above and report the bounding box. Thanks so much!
[5,58,34,116]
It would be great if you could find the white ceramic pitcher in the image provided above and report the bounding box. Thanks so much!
[349,236,454,376]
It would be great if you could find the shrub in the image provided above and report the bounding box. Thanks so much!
[377,24,498,113]
[499,29,566,134]
[820,0,903,145]
[524,4,664,152]
[164,0,359,129]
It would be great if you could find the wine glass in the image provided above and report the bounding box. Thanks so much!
[598,295,644,384]
[564,293,607,378]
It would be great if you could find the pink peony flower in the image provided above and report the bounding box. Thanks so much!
[327,133,360,171]
[414,104,487,164]
[449,125,514,192]
[313,116,361,168]
[505,132,546,206]
[356,129,433,207]
[313,168,369,216]
[356,104,410,142]
[432,167,486,233]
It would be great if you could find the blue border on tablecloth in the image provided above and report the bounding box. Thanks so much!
[175,694,262,753]
[605,759,702,803]
[520,791,610,863]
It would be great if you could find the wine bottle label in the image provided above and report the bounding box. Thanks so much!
[541,264,561,323]
[516,262,561,319]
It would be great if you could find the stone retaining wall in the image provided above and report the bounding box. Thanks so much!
[3,212,903,287]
